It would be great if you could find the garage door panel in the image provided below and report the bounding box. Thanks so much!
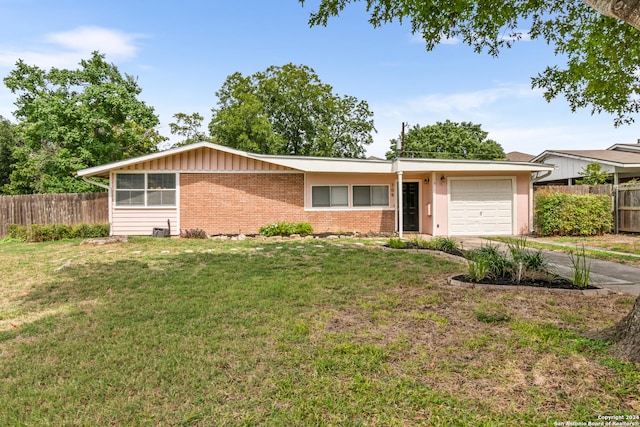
[449,179,513,236]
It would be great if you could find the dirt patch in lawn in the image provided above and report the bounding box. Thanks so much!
[315,275,639,414]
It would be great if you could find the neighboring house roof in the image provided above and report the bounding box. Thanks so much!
[505,151,535,162]
[532,149,640,167]
[77,141,553,178]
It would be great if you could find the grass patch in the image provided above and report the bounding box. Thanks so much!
[0,237,637,425]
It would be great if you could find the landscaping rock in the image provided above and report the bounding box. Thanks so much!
[81,236,128,246]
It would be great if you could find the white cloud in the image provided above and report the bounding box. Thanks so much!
[0,26,144,69]
[400,84,540,117]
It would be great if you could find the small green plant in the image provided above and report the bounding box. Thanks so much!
[259,221,313,237]
[409,235,429,249]
[569,244,591,287]
[467,257,490,282]
[293,222,313,236]
[467,244,512,279]
[388,237,407,249]
[180,228,208,239]
[475,303,511,323]
[428,237,460,254]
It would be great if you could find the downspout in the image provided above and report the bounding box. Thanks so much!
[530,170,553,234]
[398,171,403,238]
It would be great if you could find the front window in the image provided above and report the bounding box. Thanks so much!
[353,185,389,207]
[116,173,176,207]
[311,186,348,207]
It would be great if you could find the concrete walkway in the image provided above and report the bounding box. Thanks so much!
[457,237,640,296]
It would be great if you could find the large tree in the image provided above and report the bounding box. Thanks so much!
[3,52,165,194]
[209,63,375,158]
[169,112,208,147]
[0,116,19,192]
[300,1,640,126]
[387,121,505,160]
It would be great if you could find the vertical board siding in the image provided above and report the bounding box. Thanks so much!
[111,208,178,236]
[0,192,108,237]
[120,147,294,172]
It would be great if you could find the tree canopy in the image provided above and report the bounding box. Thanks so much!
[3,52,165,194]
[0,116,19,191]
[169,112,208,147]
[387,120,505,160]
[209,63,375,158]
[299,0,640,126]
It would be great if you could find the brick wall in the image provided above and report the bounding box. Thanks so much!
[180,173,396,235]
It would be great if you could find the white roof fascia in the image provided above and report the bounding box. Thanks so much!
[607,143,640,152]
[249,154,393,173]
[394,158,554,173]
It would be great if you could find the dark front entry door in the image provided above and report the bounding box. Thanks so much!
[402,182,419,232]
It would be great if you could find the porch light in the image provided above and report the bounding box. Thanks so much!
[424,178,429,184]
[440,175,446,183]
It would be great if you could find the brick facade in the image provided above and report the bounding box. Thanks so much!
[180,173,395,235]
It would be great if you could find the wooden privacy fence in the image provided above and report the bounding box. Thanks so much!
[618,183,640,232]
[0,192,108,238]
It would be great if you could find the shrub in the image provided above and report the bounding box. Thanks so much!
[535,192,613,236]
[388,237,407,249]
[468,244,513,279]
[428,237,460,254]
[7,224,28,241]
[467,257,490,282]
[293,222,313,236]
[181,228,208,239]
[259,221,313,237]
[506,236,547,272]
[6,223,109,242]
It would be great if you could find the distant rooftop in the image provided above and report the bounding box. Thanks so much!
[505,151,535,162]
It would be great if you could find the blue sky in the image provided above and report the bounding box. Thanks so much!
[1,0,638,158]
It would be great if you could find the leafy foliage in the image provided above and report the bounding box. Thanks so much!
[568,245,592,288]
[387,121,504,160]
[0,116,19,192]
[3,52,165,194]
[387,237,408,249]
[300,1,640,126]
[180,228,208,239]
[534,192,613,236]
[577,163,610,185]
[259,221,314,237]
[209,63,375,157]
[7,223,110,242]
[169,113,209,147]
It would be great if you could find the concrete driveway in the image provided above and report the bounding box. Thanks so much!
[458,237,640,296]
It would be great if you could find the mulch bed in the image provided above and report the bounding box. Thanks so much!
[451,274,599,291]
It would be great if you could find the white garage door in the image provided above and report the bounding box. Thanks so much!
[449,179,514,236]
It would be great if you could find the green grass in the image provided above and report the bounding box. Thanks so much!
[0,237,637,425]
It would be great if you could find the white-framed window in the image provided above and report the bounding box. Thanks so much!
[311,185,348,207]
[353,185,389,207]
[115,173,176,207]
[310,184,390,208]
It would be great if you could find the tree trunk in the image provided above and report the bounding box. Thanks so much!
[583,0,640,30]
[590,295,640,363]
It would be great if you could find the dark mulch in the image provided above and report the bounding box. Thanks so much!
[452,274,599,290]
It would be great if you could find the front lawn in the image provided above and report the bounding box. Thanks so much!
[0,237,637,425]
